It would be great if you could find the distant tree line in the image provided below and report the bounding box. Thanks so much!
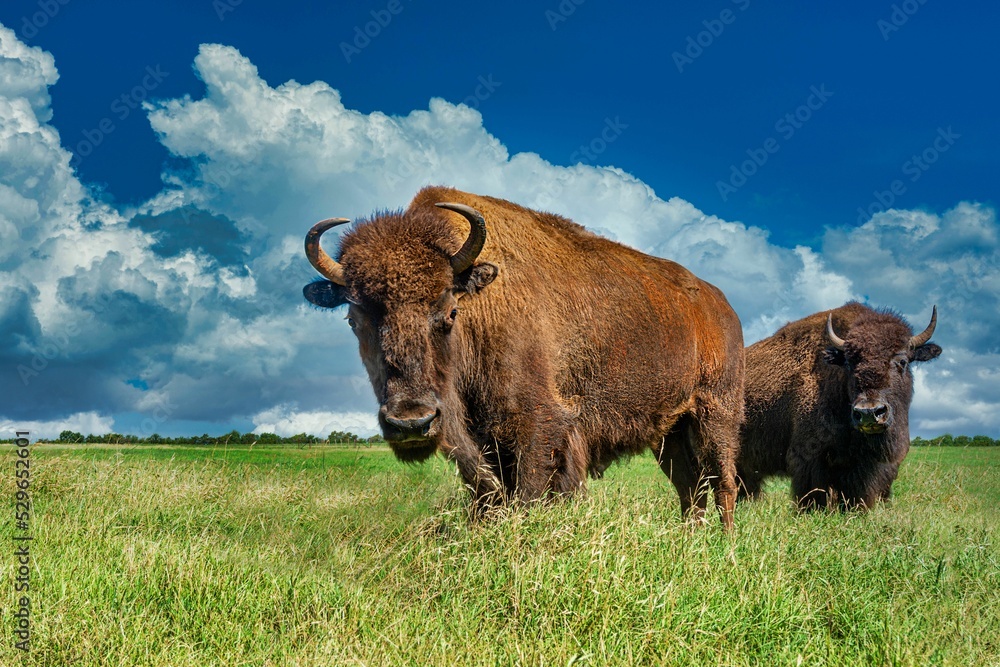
[3,432,995,447]
[6,430,385,446]
[911,434,999,447]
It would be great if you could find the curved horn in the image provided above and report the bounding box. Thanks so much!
[305,217,350,286]
[435,202,487,275]
[826,313,846,351]
[908,305,937,348]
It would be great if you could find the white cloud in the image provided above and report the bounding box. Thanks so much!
[0,412,114,441]
[911,349,1000,434]
[251,405,379,438]
[822,203,998,332]
[0,26,272,426]
[0,25,58,121]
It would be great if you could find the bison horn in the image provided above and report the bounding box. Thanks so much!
[435,202,487,275]
[908,305,937,348]
[826,313,847,351]
[305,217,351,286]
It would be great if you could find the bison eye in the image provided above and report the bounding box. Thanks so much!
[346,316,356,329]
[439,307,458,332]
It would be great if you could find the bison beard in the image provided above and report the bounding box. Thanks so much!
[303,187,745,528]
[737,302,942,511]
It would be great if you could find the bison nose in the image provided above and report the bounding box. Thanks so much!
[852,402,890,431]
[379,402,441,442]
[384,411,437,431]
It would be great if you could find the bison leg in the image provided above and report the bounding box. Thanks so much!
[513,411,588,504]
[791,462,837,511]
[736,471,763,502]
[876,463,901,502]
[794,486,833,512]
[654,419,710,525]
[835,462,899,511]
[438,409,505,517]
[514,399,588,503]
[443,443,505,517]
[691,409,740,531]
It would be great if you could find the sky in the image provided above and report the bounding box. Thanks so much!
[0,0,996,440]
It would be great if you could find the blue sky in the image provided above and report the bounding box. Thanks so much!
[0,1,997,438]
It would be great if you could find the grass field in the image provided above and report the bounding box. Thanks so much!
[2,443,998,666]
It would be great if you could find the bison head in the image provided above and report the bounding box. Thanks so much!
[302,203,498,461]
[824,307,941,436]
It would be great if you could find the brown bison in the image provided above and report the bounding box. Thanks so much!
[303,187,745,527]
[737,302,941,510]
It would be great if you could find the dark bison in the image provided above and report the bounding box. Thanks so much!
[303,187,745,527]
[737,302,941,510]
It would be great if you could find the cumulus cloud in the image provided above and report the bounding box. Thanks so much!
[251,405,379,439]
[0,412,113,441]
[0,28,996,439]
[823,203,999,352]
[911,349,1000,434]
[0,26,257,428]
[0,25,57,122]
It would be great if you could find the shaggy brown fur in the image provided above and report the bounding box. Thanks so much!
[304,187,745,527]
[737,302,942,510]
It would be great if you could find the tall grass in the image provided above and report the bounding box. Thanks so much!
[2,445,998,666]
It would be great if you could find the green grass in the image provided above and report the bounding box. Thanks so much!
[2,444,998,666]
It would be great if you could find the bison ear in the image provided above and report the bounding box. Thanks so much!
[455,262,498,296]
[303,280,349,309]
[823,347,846,366]
[910,343,942,363]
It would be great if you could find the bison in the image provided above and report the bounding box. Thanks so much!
[303,187,745,527]
[737,302,941,510]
